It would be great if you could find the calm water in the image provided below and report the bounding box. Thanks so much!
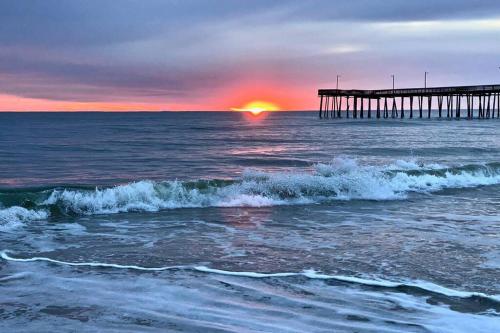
[0,112,499,332]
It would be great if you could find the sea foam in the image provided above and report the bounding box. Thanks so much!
[2,250,499,304]
[42,158,500,215]
[1,158,500,222]
[0,206,48,231]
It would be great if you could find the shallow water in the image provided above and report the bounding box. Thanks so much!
[0,112,499,332]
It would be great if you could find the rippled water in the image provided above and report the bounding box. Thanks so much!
[0,112,499,332]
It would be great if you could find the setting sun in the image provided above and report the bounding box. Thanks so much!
[231,101,280,115]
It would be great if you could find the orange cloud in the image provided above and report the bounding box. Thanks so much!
[0,79,316,112]
[0,94,167,112]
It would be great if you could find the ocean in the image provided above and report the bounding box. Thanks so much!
[0,111,499,332]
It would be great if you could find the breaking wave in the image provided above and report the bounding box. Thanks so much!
[0,206,48,231]
[1,158,500,225]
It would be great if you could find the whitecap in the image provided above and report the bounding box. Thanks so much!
[1,158,499,216]
[0,206,49,231]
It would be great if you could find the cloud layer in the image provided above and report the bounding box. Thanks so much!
[1,0,500,110]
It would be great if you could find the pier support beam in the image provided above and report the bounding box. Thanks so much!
[418,96,423,118]
[332,97,336,118]
[346,97,350,118]
[497,93,500,118]
[384,98,389,118]
[325,96,329,119]
[353,97,358,119]
[492,94,496,119]
[409,96,414,118]
[471,95,475,119]
[339,97,343,118]
[466,95,471,119]
[401,97,405,118]
[427,96,432,119]
[319,95,323,118]
[486,94,491,118]
[391,98,397,118]
[483,95,486,118]
[479,95,483,118]
[447,96,452,118]
[438,96,444,118]
[360,98,364,119]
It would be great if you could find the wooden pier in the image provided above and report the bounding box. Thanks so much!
[318,84,500,119]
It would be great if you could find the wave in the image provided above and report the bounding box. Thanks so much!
[1,158,500,223]
[0,206,48,231]
[2,250,499,304]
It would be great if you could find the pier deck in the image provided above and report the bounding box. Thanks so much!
[318,84,500,119]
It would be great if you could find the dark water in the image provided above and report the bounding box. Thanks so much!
[0,112,499,332]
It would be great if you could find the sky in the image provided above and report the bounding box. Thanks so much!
[1,0,500,111]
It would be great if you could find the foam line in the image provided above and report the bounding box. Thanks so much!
[0,251,181,271]
[2,250,499,303]
[196,267,499,301]
[193,266,297,278]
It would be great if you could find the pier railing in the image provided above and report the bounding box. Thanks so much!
[318,84,500,119]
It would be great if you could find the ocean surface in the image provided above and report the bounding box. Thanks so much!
[0,111,499,332]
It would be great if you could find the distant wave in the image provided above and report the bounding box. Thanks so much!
[2,250,499,305]
[1,158,500,227]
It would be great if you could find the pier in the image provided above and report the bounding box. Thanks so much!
[318,84,500,119]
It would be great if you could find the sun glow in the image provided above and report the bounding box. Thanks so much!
[231,101,280,115]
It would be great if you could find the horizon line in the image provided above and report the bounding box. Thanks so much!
[0,110,315,113]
